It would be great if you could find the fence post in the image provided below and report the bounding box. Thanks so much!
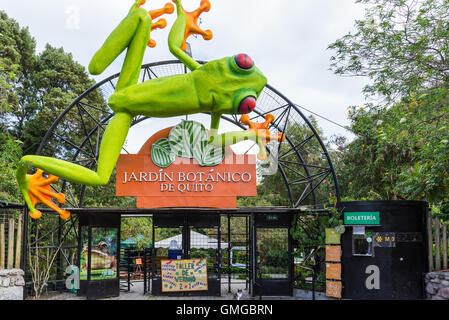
[427,211,434,271]
[0,223,4,269]
[435,218,441,271]
[15,214,23,269]
[443,223,448,271]
[7,218,14,269]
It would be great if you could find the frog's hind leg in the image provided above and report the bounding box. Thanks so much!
[16,112,133,219]
[88,7,151,91]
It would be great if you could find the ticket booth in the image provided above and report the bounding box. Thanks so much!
[339,200,428,300]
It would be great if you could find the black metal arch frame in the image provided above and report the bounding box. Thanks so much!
[36,60,340,211]
[21,60,341,297]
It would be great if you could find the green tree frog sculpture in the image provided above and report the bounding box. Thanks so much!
[16,0,285,220]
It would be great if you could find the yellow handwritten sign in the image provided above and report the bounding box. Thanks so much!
[161,259,208,292]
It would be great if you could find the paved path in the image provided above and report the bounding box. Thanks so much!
[41,280,263,300]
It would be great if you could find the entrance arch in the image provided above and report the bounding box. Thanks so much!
[35,60,340,211]
[23,60,341,299]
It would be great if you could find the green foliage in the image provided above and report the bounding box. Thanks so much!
[0,57,18,113]
[0,10,35,116]
[329,0,449,104]
[290,208,342,258]
[0,138,23,202]
[121,217,152,249]
[329,1,449,211]
[335,88,449,204]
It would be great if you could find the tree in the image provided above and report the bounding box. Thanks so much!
[329,0,449,206]
[0,138,23,202]
[0,10,35,142]
[12,44,104,155]
[328,0,449,104]
[0,58,18,114]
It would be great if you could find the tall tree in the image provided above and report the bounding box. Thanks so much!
[14,44,103,155]
[328,0,449,104]
[328,0,449,205]
[0,10,35,142]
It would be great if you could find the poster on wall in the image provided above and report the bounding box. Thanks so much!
[326,280,342,299]
[80,227,118,280]
[161,259,208,292]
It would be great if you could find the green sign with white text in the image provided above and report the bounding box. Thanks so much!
[344,212,380,225]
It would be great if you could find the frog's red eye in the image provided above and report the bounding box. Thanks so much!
[238,96,257,114]
[235,54,254,70]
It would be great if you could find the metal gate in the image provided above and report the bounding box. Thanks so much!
[252,213,294,297]
[149,213,221,296]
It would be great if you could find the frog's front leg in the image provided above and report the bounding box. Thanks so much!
[168,0,213,71]
[208,114,286,160]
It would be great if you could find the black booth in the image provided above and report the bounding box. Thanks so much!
[339,200,428,300]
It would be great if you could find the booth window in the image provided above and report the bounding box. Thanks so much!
[352,233,374,257]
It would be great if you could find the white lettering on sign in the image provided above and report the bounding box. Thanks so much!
[347,215,376,221]
[122,170,253,193]
[365,265,380,290]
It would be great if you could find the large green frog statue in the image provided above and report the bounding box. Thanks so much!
[16,0,285,220]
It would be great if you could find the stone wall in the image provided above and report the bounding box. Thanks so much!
[425,271,449,300]
[0,269,25,300]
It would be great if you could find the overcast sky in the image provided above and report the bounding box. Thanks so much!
[1,0,369,153]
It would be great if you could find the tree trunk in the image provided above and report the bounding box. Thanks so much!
[7,219,15,269]
[15,214,23,269]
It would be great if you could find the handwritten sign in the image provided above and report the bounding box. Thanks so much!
[161,259,208,293]
[326,263,342,280]
[325,229,341,245]
[326,246,341,262]
[326,280,342,299]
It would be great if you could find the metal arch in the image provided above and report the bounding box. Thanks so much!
[36,60,340,209]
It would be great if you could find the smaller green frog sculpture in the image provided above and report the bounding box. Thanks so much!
[16,0,285,220]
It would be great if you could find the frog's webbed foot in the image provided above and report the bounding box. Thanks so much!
[27,169,70,220]
[240,114,286,160]
[173,0,213,51]
[146,2,175,48]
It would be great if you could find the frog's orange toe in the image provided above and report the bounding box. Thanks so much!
[54,192,66,204]
[29,209,42,220]
[146,2,175,49]
[59,210,71,220]
[202,30,213,41]
[240,114,286,160]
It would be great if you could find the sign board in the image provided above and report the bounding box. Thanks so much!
[326,246,341,262]
[344,212,380,225]
[326,280,342,299]
[325,228,341,244]
[374,232,396,248]
[326,263,341,280]
[161,259,208,293]
[116,127,257,208]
